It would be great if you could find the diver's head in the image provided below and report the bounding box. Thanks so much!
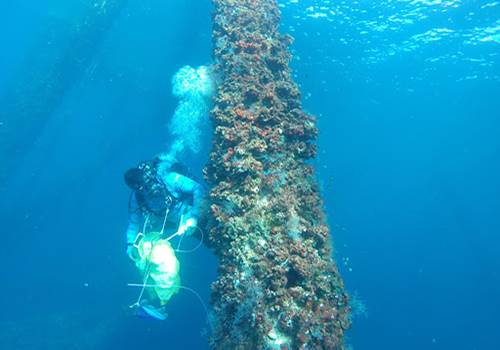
[124,167,145,191]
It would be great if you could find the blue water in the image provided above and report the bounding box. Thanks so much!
[0,1,498,349]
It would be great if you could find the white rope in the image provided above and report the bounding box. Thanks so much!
[175,226,204,253]
[165,230,180,242]
[159,205,170,235]
[129,266,150,308]
[142,214,150,234]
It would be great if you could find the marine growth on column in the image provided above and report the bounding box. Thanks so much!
[204,1,351,349]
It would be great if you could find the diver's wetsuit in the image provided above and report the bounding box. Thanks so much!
[126,167,204,246]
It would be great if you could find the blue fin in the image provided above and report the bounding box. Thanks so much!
[136,304,168,321]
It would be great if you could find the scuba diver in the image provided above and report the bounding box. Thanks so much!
[124,156,205,320]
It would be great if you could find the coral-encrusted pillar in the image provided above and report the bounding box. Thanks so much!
[204,1,351,349]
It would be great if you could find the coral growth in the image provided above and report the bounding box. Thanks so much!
[204,0,350,349]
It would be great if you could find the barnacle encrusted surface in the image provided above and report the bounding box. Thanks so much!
[204,1,351,349]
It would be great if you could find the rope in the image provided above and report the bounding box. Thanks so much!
[142,214,150,234]
[175,226,204,253]
[159,204,170,235]
[129,261,152,308]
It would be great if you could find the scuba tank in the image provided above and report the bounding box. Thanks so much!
[129,159,175,217]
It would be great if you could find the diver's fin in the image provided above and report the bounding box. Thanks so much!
[136,304,168,321]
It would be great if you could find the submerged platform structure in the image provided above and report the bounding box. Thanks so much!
[0,0,128,184]
[205,0,351,349]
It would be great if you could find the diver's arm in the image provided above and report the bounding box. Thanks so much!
[164,172,205,234]
[180,176,204,220]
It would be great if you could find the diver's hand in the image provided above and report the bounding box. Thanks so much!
[178,217,198,236]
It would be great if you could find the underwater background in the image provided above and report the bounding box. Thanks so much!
[0,0,498,349]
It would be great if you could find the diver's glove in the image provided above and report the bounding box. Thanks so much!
[177,217,198,236]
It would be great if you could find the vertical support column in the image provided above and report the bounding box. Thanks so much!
[205,1,351,349]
